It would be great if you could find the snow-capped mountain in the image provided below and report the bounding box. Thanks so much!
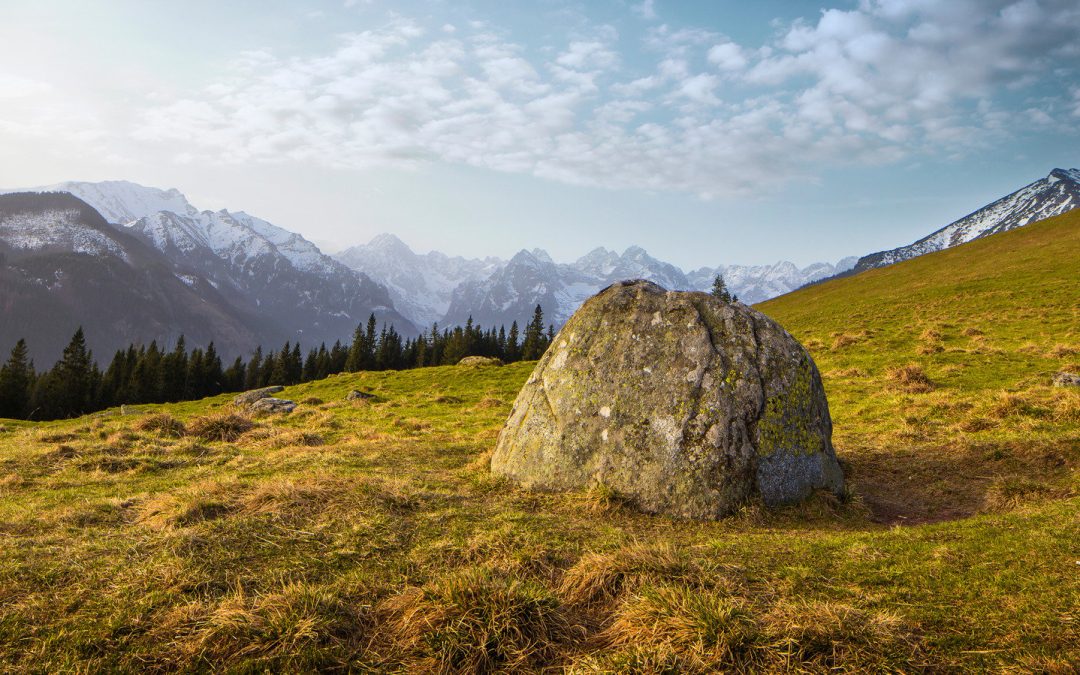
[688,257,858,305]
[335,234,501,327]
[339,233,856,329]
[442,249,601,328]
[26,181,415,346]
[440,245,852,329]
[0,192,261,363]
[854,168,1080,272]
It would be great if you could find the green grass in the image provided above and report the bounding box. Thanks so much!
[1,211,1079,671]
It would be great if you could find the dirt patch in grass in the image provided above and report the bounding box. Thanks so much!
[851,439,1077,524]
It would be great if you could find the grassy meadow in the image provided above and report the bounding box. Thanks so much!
[1,210,1078,672]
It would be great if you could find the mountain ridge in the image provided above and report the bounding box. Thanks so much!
[337,234,855,329]
[21,181,417,345]
[853,167,1080,272]
[0,191,265,363]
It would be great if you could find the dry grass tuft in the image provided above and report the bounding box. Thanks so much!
[957,416,997,433]
[1047,343,1080,358]
[238,476,354,521]
[149,582,370,669]
[831,333,860,350]
[582,482,634,514]
[377,567,573,673]
[961,326,984,337]
[262,430,326,449]
[917,328,944,355]
[474,396,508,409]
[988,392,1048,419]
[603,585,757,669]
[1052,392,1080,422]
[559,543,707,608]
[391,418,432,434]
[886,364,935,393]
[136,480,237,530]
[135,413,186,437]
[761,599,920,671]
[186,413,255,442]
[300,396,325,405]
[595,590,921,673]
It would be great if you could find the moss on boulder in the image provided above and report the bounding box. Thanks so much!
[490,280,844,519]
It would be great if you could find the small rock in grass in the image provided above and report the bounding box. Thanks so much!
[1052,372,1080,387]
[233,386,284,406]
[458,356,504,367]
[249,397,297,414]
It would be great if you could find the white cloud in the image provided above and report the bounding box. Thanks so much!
[122,2,1080,198]
[555,41,619,72]
[706,43,747,71]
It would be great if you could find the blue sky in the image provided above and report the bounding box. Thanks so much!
[1,0,1078,267]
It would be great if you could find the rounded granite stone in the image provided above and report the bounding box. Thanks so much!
[490,280,844,520]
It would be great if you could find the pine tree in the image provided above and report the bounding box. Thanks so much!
[363,314,378,369]
[223,357,246,392]
[245,347,263,390]
[521,305,546,360]
[316,344,331,379]
[186,348,206,399]
[0,339,34,419]
[160,336,188,402]
[330,340,348,374]
[507,321,520,361]
[54,328,95,416]
[711,274,733,303]
[303,348,318,382]
[288,342,303,384]
[204,342,224,395]
[345,323,366,372]
[132,341,163,403]
[268,343,290,385]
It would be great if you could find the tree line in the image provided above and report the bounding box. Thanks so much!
[0,306,554,421]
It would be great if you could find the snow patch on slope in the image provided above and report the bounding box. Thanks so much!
[0,208,129,261]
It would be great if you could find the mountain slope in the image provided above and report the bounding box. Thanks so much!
[0,192,263,363]
[853,168,1080,272]
[33,181,416,343]
[758,206,1080,522]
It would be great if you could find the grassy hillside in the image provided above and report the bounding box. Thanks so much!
[1,211,1078,672]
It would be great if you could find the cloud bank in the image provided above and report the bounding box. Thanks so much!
[37,1,1080,197]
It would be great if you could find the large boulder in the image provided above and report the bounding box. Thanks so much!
[491,280,844,520]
